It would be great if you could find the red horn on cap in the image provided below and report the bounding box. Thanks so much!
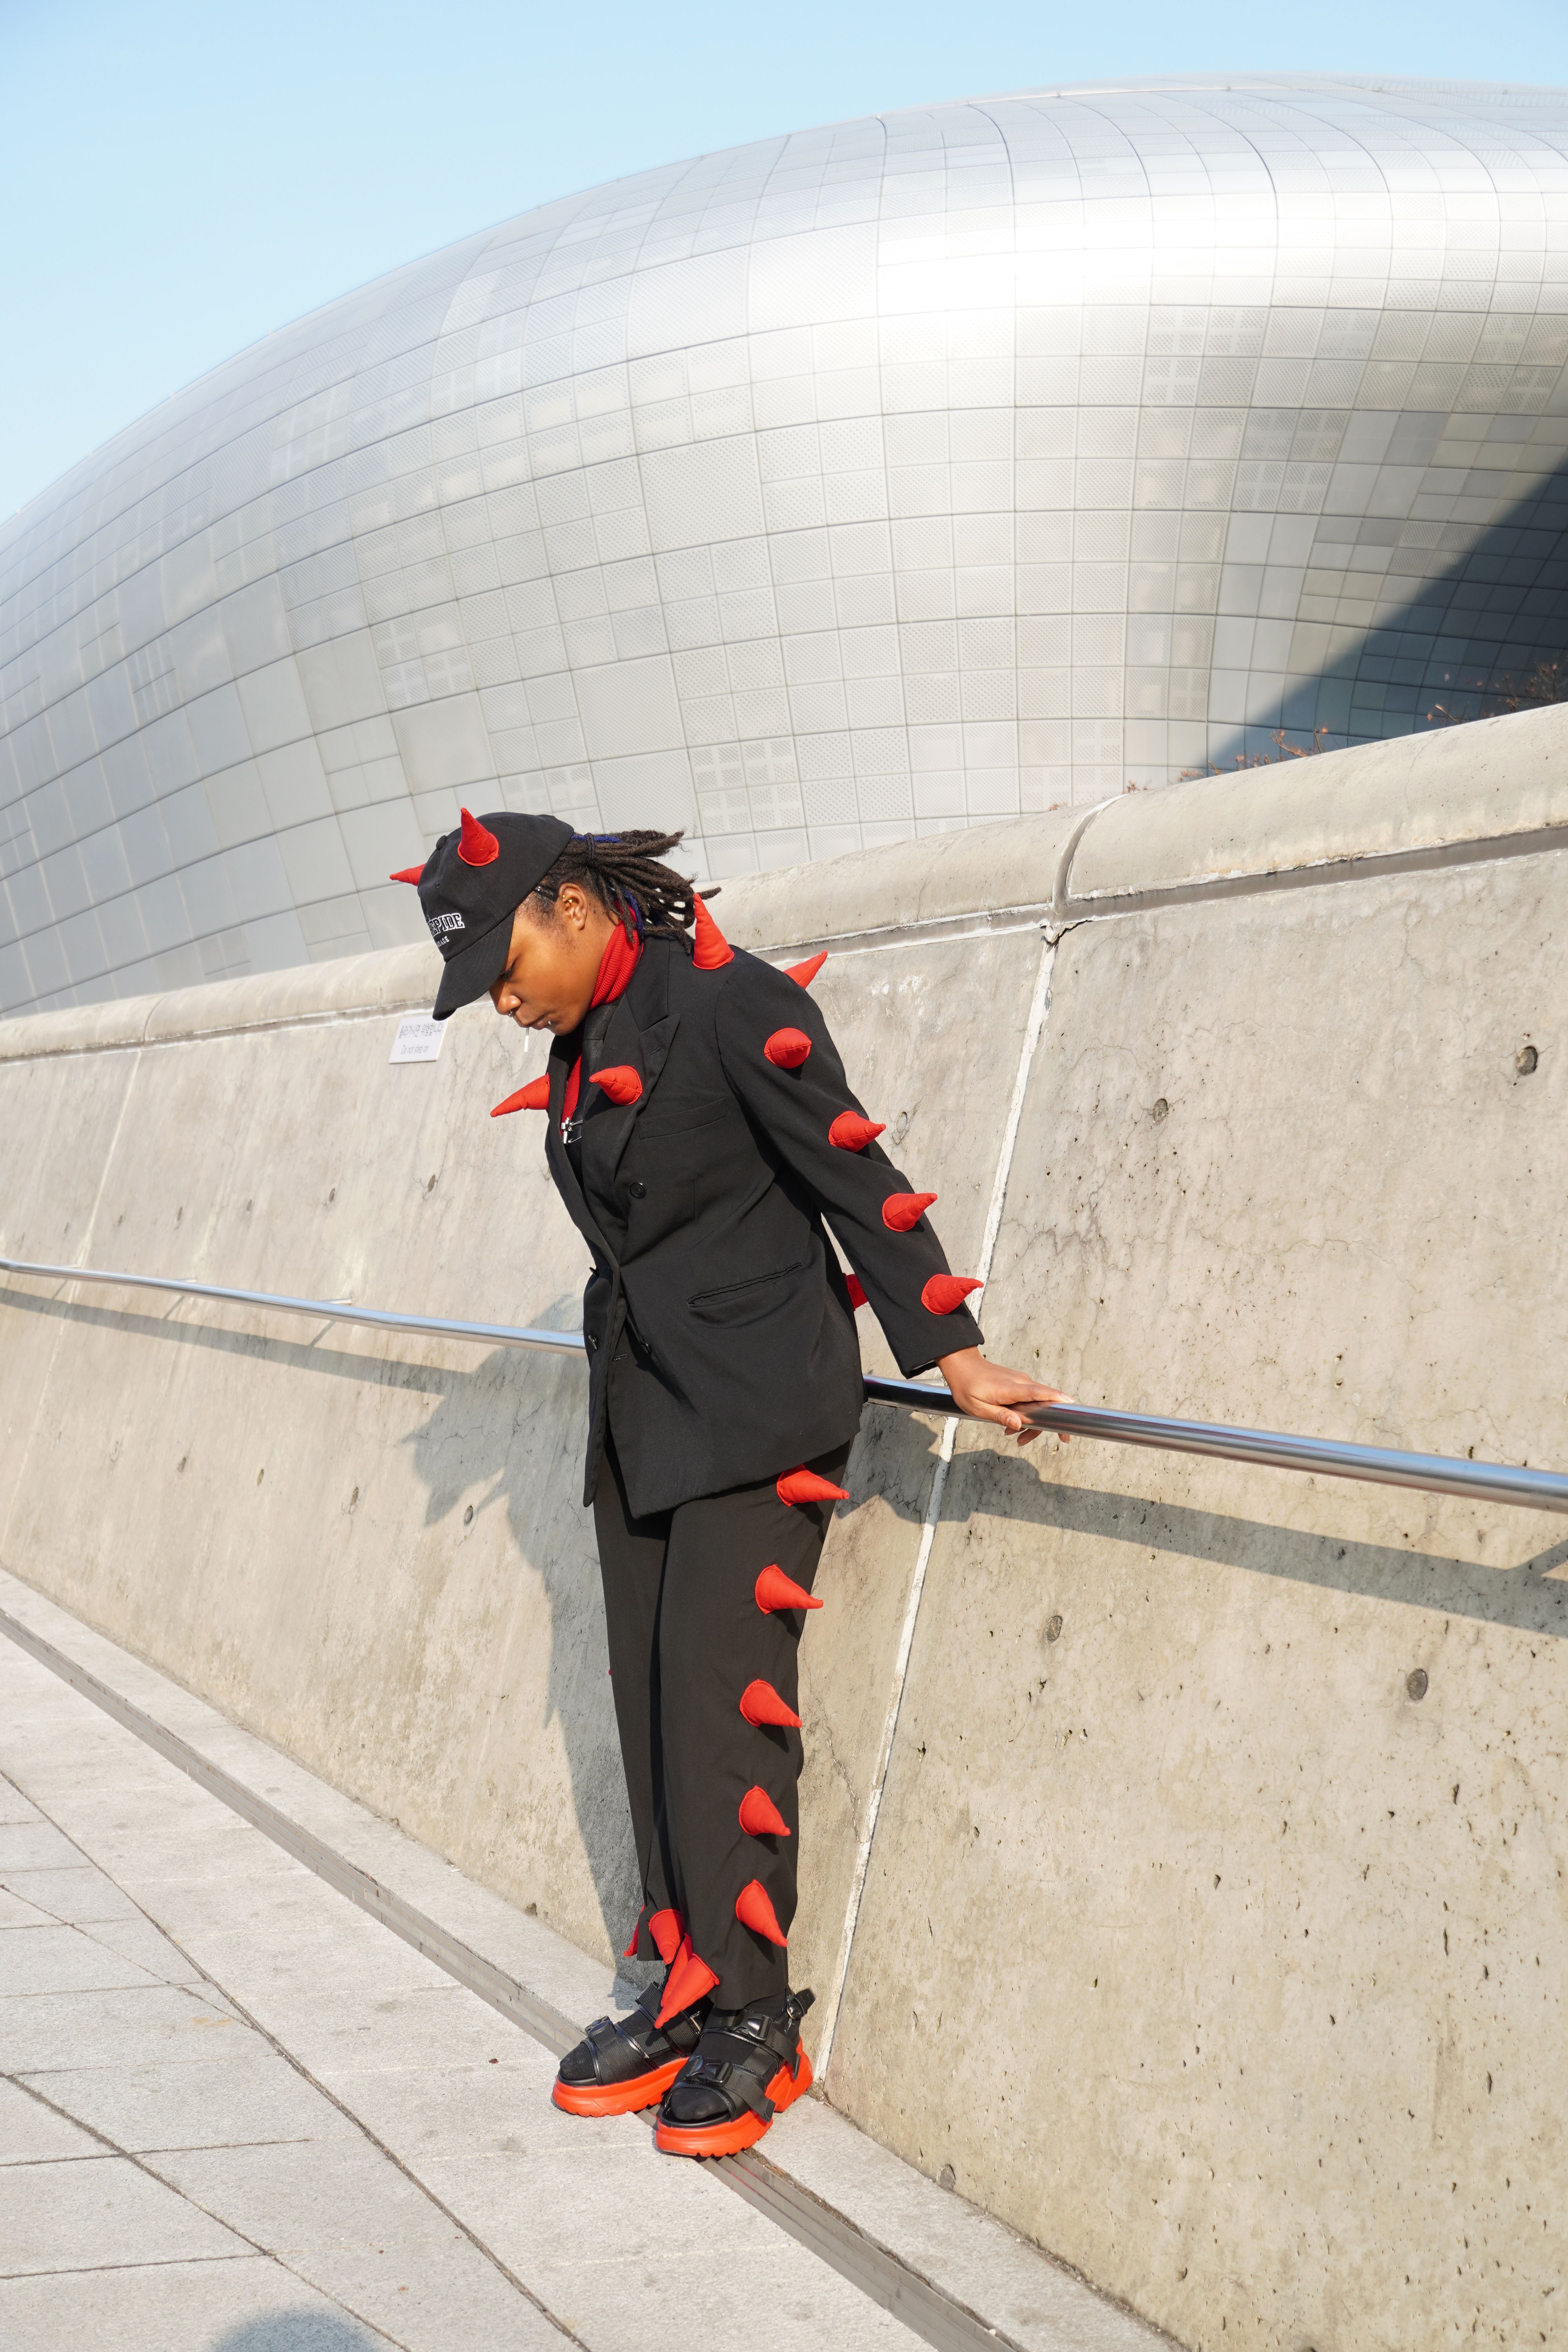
[785,950,828,987]
[692,893,733,969]
[491,1076,550,1118]
[390,864,425,885]
[882,1190,937,1232]
[764,1027,811,1069]
[739,1786,791,1838]
[829,1110,884,1151]
[735,1880,788,1945]
[457,807,500,867]
[922,1274,983,1314]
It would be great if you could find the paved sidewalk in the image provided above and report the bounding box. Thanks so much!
[0,1577,1166,2352]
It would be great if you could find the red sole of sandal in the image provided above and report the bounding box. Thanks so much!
[654,2048,813,2158]
[552,2054,688,2116]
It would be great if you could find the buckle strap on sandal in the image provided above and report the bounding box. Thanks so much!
[673,1989,814,2123]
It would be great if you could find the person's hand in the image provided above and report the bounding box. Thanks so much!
[935,1347,1074,1446]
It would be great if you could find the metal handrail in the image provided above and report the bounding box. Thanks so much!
[5,1252,1566,1517]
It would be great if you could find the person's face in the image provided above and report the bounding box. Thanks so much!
[488,884,615,1033]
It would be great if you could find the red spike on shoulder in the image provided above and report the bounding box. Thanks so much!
[784,949,828,987]
[491,1074,550,1118]
[692,894,733,969]
[739,1678,802,1728]
[590,1064,642,1106]
[846,1274,867,1312]
[735,1879,789,1946]
[829,1109,884,1151]
[739,1786,791,1838]
[922,1274,984,1314]
[882,1189,937,1232]
[764,1027,811,1069]
[775,1466,849,1508]
[755,1563,822,1614]
[457,806,500,867]
[389,864,425,885]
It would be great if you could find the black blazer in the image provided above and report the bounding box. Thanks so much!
[543,934,984,1515]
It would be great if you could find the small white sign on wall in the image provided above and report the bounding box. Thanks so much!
[389,1015,445,1064]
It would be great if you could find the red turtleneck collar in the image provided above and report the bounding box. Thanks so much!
[563,924,642,1126]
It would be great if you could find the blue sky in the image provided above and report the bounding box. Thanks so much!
[4,0,1567,522]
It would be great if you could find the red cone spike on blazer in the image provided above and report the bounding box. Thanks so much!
[648,1907,684,1965]
[755,1563,822,1614]
[785,950,828,987]
[846,1274,867,1311]
[776,1466,849,1508]
[390,864,425,885]
[882,1190,937,1232]
[692,894,733,969]
[764,1027,811,1069]
[590,1064,642,1106]
[491,1075,550,1118]
[922,1274,984,1315]
[829,1109,884,1151]
[457,806,500,867]
[735,1880,788,1946]
[739,1678,802,1728]
[739,1786,792,1838]
[655,1938,719,2027]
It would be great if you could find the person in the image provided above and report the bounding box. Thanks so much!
[401,808,1069,2158]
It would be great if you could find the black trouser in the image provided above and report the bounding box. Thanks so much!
[593,1425,850,2010]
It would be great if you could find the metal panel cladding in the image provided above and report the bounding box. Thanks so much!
[4,75,1568,1015]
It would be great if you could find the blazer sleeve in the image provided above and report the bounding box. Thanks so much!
[713,954,985,1378]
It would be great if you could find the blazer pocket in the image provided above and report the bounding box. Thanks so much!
[637,1094,733,1142]
[688,1261,806,1327]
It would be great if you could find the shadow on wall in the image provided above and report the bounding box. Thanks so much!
[862,1408,1568,1642]
[1212,440,1568,767]
[0,1284,638,1953]
[212,2314,384,2349]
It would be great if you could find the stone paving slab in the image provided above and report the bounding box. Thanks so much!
[0,2256,399,2350]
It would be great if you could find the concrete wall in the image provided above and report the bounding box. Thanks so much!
[2,702,1566,2350]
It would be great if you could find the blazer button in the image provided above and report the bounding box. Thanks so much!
[628,1180,647,1199]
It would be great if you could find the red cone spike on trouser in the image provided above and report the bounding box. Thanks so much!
[457,806,500,867]
[623,1929,639,1959]
[648,1907,685,1965]
[846,1274,867,1311]
[491,1075,551,1117]
[389,864,425,884]
[776,1466,849,1508]
[882,1189,938,1232]
[829,1109,884,1151]
[735,1879,789,1947]
[739,1678,802,1728]
[655,1937,720,2027]
[922,1273,984,1314]
[755,1563,822,1614]
[590,1064,642,1105]
[763,1026,812,1069]
[692,894,734,969]
[784,950,828,987]
[739,1786,792,1838]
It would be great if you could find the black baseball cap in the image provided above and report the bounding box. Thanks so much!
[410,808,573,1020]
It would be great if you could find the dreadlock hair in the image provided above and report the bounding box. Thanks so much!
[526,829,700,950]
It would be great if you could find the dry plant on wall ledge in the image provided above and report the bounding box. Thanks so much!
[1425,657,1568,727]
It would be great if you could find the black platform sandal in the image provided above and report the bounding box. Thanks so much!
[654,1988,814,2156]
[552,1982,711,2116]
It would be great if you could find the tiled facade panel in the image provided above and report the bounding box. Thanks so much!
[4,76,1568,1014]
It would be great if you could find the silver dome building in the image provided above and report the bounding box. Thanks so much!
[4,74,1568,1014]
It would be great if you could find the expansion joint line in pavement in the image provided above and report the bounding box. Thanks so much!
[0,1601,1037,2352]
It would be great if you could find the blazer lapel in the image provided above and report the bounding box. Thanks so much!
[580,947,680,1200]
[545,1035,615,1265]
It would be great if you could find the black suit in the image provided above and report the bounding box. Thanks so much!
[544,932,982,1517]
[540,930,982,2005]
